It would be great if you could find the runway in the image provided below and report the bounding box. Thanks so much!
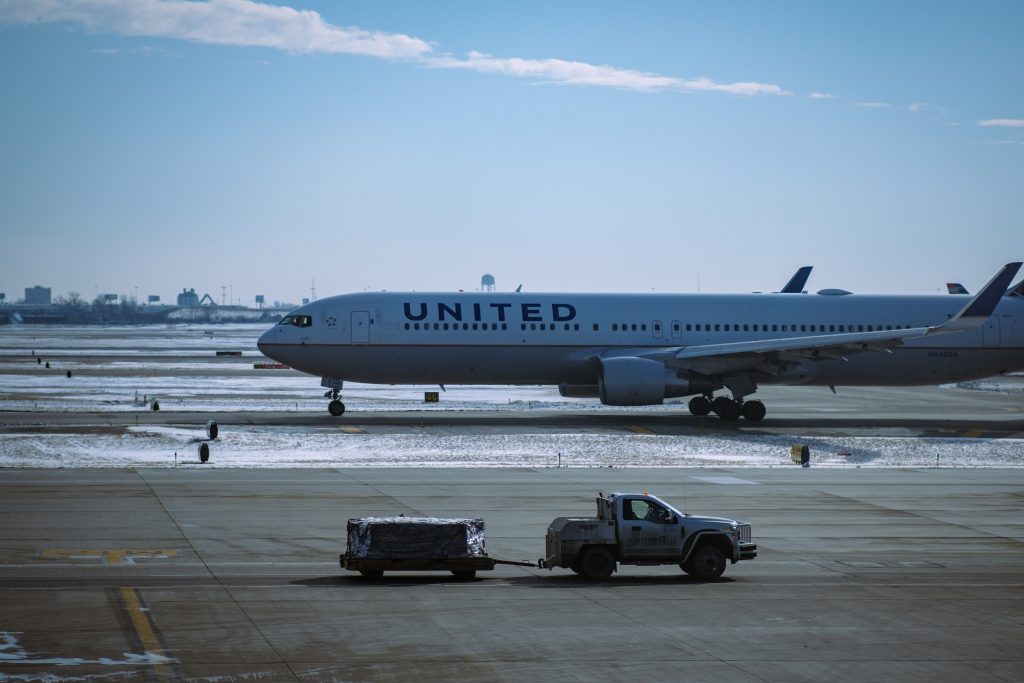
[1,467,1023,682]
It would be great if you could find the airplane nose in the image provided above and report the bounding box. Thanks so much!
[257,328,276,358]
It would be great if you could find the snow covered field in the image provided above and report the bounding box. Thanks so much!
[1,324,1021,468]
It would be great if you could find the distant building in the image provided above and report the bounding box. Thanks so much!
[481,274,496,292]
[25,286,51,305]
[177,288,200,307]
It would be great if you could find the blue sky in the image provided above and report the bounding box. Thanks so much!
[0,0,1021,305]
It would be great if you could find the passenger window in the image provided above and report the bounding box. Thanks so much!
[404,323,410,330]
[593,324,599,331]
[686,324,692,331]
[743,324,749,332]
[574,324,580,331]
[530,323,537,331]
[801,325,807,332]
[830,325,835,332]
[443,323,450,330]
[714,324,721,332]
[724,324,730,332]
[631,324,637,331]
[612,324,618,331]
[641,324,647,331]
[782,325,788,332]
[520,324,526,331]
[772,325,778,332]
[414,323,420,330]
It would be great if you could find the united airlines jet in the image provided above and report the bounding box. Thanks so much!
[257,263,1023,420]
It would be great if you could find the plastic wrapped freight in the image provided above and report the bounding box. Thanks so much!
[346,517,485,560]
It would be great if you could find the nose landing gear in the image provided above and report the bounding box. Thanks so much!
[323,387,346,416]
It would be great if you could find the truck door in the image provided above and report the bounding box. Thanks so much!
[618,498,684,560]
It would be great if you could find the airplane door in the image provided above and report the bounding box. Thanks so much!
[982,318,1000,347]
[351,311,370,344]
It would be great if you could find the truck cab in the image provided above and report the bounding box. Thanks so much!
[544,492,756,580]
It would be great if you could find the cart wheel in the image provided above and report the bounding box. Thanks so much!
[359,569,383,579]
[451,570,476,580]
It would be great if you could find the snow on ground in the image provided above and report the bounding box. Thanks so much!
[1,426,1020,469]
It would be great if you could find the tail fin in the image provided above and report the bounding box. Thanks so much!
[946,282,969,294]
[780,266,813,293]
[931,262,1022,333]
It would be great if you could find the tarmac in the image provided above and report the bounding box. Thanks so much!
[2,466,1023,682]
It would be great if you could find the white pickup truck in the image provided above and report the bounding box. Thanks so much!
[542,492,757,580]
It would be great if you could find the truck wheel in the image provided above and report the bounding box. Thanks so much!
[685,545,727,580]
[580,546,615,580]
[451,570,476,580]
[359,569,383,579]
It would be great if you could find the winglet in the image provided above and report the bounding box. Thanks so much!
[780,266,813,294]
[933,262,1022,332]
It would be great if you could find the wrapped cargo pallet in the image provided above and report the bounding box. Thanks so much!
[346,517,485,560]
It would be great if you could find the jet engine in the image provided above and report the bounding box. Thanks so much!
[598,357,713,406]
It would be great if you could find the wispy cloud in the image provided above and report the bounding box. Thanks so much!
[855,101,890,109]
[978,118,1024,128]
[0,0,787,95]
[807,92,835,100]
[1,0,433,59]
[908,102,928,112]
[424,51,787,94]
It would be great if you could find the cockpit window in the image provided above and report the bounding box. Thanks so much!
[277,315,313,328]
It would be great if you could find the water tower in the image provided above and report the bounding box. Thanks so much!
[481,274,496,292]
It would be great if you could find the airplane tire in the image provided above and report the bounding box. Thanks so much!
[741,400,766,421]
[688,396,712,416]
[712,397,740,420]
[328,400,346,417]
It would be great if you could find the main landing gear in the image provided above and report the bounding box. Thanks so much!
[688,395,766,421]
[324,388,346,417]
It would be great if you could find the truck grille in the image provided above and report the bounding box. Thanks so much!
[737,524,752,543]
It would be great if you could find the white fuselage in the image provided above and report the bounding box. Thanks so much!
[257,291,1024,394]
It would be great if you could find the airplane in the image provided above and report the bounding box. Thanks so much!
[257,263,1024,421]
[947,280,1024,297]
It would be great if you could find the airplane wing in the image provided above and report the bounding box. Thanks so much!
[626,262,1021,376]
[779,266,812,293]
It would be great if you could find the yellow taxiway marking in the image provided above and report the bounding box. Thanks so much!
[963,429,985,438]
[41,549,178,565]
[626,424,656,435]
[339,426,365,434]
[120,587,175,680]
